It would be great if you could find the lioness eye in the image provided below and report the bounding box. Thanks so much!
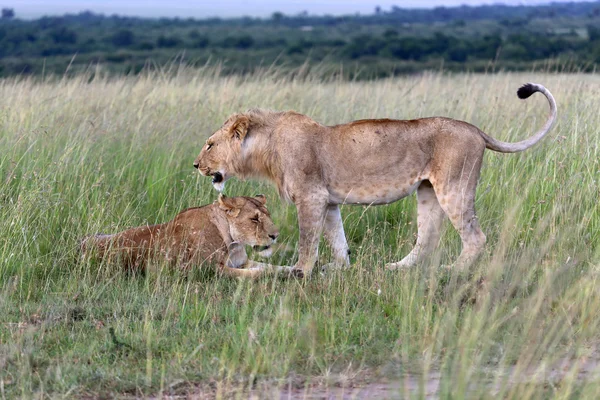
[206,143,213,151]
[251,216,259,223]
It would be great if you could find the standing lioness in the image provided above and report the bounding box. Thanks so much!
[81,195,291,278]
[193,83,557,276]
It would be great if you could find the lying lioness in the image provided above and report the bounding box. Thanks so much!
[193,83,557,276]
[80,194,291,278]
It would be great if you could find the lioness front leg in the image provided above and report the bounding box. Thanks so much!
[220,260,294,279]
[322,205,351,271]
[292,198,328,277]
[220,242,293,278]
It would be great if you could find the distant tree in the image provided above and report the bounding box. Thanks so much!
[37,16,65,30]
[49,27,77,44]
[287,43,304,55]
[473,34,502,59]
[384,37,425,60]
[501,43,529,60]
[344,35,386,59]
[77,11,99,21]
[375,6,382,15]
[430,32,452,53]
[1,8,15,19]
[272,11,284,23]
[80,37,96,52]
[5,29,36,45]
[236,35,254,49]
[137,42,154,50]
[188,30,211,47]
[111,29,135,47]
[588,25,600,41]
[447,43,468,62]
[263,37,287,47]
[432,6,451,21]
[191,36,210,48]
[500,17,528,28]
[383,29,399,39]
[222,35,254,49]
[156,35,181,48]
[326,38,346,47]
[40,46,72,57]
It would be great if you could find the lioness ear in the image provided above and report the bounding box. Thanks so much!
[254,194,267,205]
[230,116,249,140]
[218,194,241,217]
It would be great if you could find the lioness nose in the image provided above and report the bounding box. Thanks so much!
[269,233,278,240]
[193,161,199,169]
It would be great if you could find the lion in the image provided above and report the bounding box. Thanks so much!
[193,83,557,276]
[80,194,292,278]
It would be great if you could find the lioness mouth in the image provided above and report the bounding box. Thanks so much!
[253,245,271,252]
[212,172,224,184]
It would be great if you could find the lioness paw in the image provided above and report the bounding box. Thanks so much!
[257,247,273,258]
[290,268,306,279]
[320,262,351,273]
[385,261,414,271]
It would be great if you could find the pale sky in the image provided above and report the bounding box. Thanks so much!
[11,0,597,19]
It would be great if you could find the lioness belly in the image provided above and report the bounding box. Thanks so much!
[328,180,420,205]
[320,121,433,206]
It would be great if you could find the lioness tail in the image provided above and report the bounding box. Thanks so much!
[479,83,557,153]
[80,234,113,256]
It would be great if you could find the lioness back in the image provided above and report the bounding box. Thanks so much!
[321,117,485,204]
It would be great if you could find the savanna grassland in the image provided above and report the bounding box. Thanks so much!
[0,70,599,398]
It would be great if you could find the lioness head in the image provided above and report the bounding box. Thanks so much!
[217,194,278,253]
[194,114,250,192]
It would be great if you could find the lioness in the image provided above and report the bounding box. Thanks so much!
[193,83,557,276]
[81,194,291,278]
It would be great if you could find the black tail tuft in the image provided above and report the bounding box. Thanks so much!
[517,83,538,99]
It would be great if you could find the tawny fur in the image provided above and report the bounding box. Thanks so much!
[80,195,291,278]
[193,83,557,276]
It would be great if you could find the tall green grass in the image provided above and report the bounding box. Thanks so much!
[0,70,598,398]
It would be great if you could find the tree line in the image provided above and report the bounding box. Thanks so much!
[1,2,600,78]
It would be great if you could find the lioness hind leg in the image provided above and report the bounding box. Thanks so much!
[322,205,351,270]
[434,164,486,270]
[439,200,486,269]
[387,181,445,270]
